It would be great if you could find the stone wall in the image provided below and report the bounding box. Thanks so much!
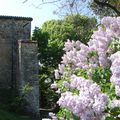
[18,40,40,116]
[0,16,40,116]
[0,16,32,88]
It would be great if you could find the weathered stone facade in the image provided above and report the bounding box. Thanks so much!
[18,40,40,116]
[0,16,40,116]
[0,16,32,88]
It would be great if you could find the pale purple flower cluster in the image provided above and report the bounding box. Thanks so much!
[51,83,58,89]
[88,18,120,67]
[57,75,108,120]
[101,17,120,38]
[62,41,89,68]
[54,42,89,79]
[55,17,120,79]
[55,40,98,79]
[49,112,58,120]
[63,39,81,52]
[53,17,120,119]
[111,100,120,109]
[110,51,120,96]
[62,81,70,88]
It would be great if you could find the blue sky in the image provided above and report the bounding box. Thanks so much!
[0,0,59,31]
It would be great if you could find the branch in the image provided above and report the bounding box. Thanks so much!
[94,0,120,15]
[23,0,61,5]
[39,0,61,5]
[23,0,28,3]
[35,0,62,8]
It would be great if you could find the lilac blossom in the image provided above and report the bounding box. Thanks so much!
[57,76,108,120]
[54,69,60,79]
[63,81,70,88]
[110,51,120,96]
[53,17,120,120]
[51,83,58,89]
[111,100,120,109]
[56,17,120,76]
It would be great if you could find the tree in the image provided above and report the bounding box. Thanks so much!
[32,28,58,108]
[32,27,50,65]
[32,14,97,108]
[90,0,120,17]
[41,14,97,66]
[23,0,120,17]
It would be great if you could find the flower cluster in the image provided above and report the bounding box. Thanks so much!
[88,17,120,66]
[49,112,58,120]
[62,40,90,69]
[54,40,98,79]
[111,100,120,109]
[55,17,120,80]
[110,51,120,96]
[51,17,120,120]
[57,75,108,120]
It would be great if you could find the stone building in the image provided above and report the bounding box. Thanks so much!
[0,15,40,116]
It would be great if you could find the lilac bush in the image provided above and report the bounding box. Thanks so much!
[51,17,120,120]
[57,76,108,120]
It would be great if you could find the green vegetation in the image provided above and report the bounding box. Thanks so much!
[0,88,39,120]
[32,14,97,108]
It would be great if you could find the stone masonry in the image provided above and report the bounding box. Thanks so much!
[0,15,32,88]
[18,40,40,116]
[0,16,40,116]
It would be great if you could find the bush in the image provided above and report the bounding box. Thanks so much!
[51,17,120,120]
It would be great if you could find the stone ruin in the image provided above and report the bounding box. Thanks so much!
[0,15,40,116]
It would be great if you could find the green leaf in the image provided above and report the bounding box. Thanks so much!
[72,114,80,120]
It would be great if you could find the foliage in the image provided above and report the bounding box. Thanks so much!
[50,17,120,120]
[42,15,97,44]
[32,14,97,108]
[32,27,49,65]
[38,66,58,108]
[0,85,35,119]
[0,84,33,113]
[40,14,97,67]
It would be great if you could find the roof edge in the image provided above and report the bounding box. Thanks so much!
[0,15,33,21]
